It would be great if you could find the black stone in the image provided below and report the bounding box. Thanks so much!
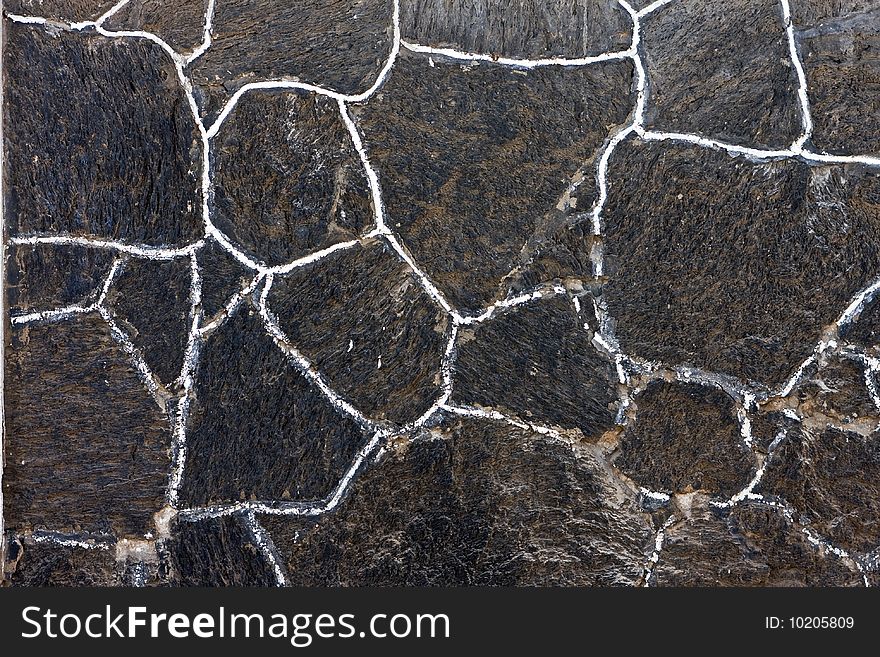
[795,355,878,425]
[4,539,119,587]
[4,0,119,20]
[196,238,256,321]
[105,0,209,53]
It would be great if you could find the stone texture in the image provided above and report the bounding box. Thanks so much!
[795,355,878,426]
[178,305,370,506]
[162,516,275,586]
[196,239,256,321]
[641,0,802,149]
[211,90,373,267]
[106,0,209,53]
[758,425,880,553]
[615,382,754,497]
[4,23,203,245]
[6,244,115,315]
[264,417,653,585]
[356,50,634,313]
[653,502,863,586]
[4,539,119,587]
[105,257,192,387]
[796,4,880,155]
[401,0,632,58]
[3,316,172,537]
[4,0,118,20]
[792,0,880,25]
[602,137,880,388]
[188,0,395,120]
[267,240,449,424]
[455,296,619,439]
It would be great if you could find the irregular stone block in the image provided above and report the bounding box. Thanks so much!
[178,305,370,506]
[641,0,802,149]
[795,355,878,427]
[401,0,632,58]
[211,90,372,267]
[4,538,119,587]
[4,316,172,537]
[4,0,118,21]
[105,0,209,53]
[454,296,619,439]
[615,381,753,497]
[602,137,880,388]
[6,244,115,315]
[792,0,880,25]
[105,257,193,387]
[758,425,880,553]
[196,239,256,321]
[4,23,203,245]
[267,240,449,424]
[264,418,652,585]
[356,50,633,312]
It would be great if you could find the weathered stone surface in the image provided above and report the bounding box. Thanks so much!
[792,0,880,25]
[196,239,255,321]
[106,0,209,53]
[212,91,373,267]
[4,316,172,537]
[796,5,880,155]
[615,382,753,497]
[264,417,652,585]
[162,516,274,586]
[105,257,192,386]
[268,240,449,424]
[6,244,115,315]
[841,296,880,348]
[188,0,394,120]
[401,0,632,58]
[641,0,801,149]
[4,539,119,587]
[455,296,619,438]
[4,23,202,246]
[653,502,863,586]
[602,138,880,388]
[4,0,118,20]
[179,305,369,506]
[508,222,596,295]
[356,50,633,312]
[758,425,880,553]
[795,355,878,426]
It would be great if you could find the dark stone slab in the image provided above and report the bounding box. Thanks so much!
[602,138,880,388]
[841,295,880,348]
[653,503,863,586]
[212,90,373,267]
[105,257,192,387]
[4,23,203,246]
[641,0,801,149]
[3,0,118,20]
[792,0,880,25]
[6,244,115,314]
[4,315,172,537]
[758,425,880,553]
[797,6,880,155]
[197,239,255,321]
[356,51,633,313]
[263,417,652,585]
[454,296,619,439]
[4,539,119,586]
[267,240,449,424]
[401,0,631,58]
[795,356,878,425]
[508,222,596,295]
[105,0,209,53]
[615,382,753,497]
[162,516,274,586]
[188,0,394,120]
[749,408,798,453]
[178,304,370,506]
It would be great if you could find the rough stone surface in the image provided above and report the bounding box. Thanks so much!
[212,91,373,267]
[602,137,880,388]
[4,316,172,537]
[794,355,878,427]
[105,257,192,387]
[642,0,802,149]
[106,0,209,53]
[653,502,863,586]
[4,0,118,20]
[196,239,256,321]
[758,425,880,553]
[455,296,619,439]
[615,381,754,497]
[189,0,395,120]
[401,0,632,58]
[6,244,115,315]
[268,240,449,424]
[4,539,119,586]
[356,50,633,313]
[179,305,369,506]
[795,1,880,154]
[264,418,653,585]
[4,23,203,245]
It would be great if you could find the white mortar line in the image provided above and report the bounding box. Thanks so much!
[642,515,676,587]
[779,0,814,149]
[185,0,217,64]
[243,511,288,586]
[400,40,631,68]
[8,234,203,259]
